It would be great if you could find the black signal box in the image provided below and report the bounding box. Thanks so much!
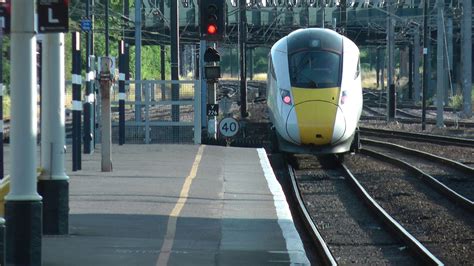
[199,0,226,41]
[204,47,220,63]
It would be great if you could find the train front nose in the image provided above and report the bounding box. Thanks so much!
[285,88,346,145]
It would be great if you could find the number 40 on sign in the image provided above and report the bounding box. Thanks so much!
[219,117,239,137]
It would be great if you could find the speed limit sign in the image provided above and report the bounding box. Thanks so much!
[219,117,239,137]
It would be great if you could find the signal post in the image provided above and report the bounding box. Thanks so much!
[199,0,225,140]
[204,47,221,139]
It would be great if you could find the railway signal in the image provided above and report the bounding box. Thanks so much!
[200,0,225,41]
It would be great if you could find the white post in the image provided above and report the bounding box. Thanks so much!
[39,32,69,235]
[40,33,68,181]
[5,0,41,202]
[5,0,42,264]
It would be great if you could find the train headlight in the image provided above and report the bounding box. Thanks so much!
[280,89,292,105]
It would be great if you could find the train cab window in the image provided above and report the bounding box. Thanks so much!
[270,60,276,80]
[355,58,360,79]
[289,50,341,88]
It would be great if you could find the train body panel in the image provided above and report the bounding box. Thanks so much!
[267,28,362,154]
[290,87,340,145]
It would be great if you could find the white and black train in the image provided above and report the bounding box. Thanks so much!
[267,28,362,154]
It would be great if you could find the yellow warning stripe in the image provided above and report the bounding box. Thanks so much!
[156,145,205,266]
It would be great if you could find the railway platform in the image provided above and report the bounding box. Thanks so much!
[38,144,310,265]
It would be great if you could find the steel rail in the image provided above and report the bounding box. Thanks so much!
[359,126,474,148]
[287,165,337,266]
[377,115,473,127]
[361,138,474,175]
[340,163,444,266]
[360,113,474,128]
[361,148,474,213]
[363,103,421,119]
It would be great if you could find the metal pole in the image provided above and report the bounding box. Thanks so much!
[381,48,385,92]
[105,0,109,56]
[446,16,453,100]
[160,0,166,101]
[340,0,346,35]
[239,0,248,118]
[84,0,94,154]
[0,22,3,180]
[124,0,129,38]
[38,33,69,235]
[322,4,325,28]
[119,40,125,145]
[200,40,207,134]
[422,0,429,130]
[462,0,472,117]
[194,79,202,145]
[409,45,413,100]
[5,0,42,264]
[171,0,180,141]
[134,0,142,121]
[161,45,166,81]
[194,44,199,79]
[414,28,421,102]
[91,0,97,149]
[100,57,113,172]
[376,47,381,89]
[230,47,234,77]
[160,0,165,81]
[72,32,82,171]
[249,48,253,81]
[436,0,445,127]
[144,81,150,144]
[207,79,217,139]
[387,0,395,120]
[0,21,4,265]
[38,39,42,148]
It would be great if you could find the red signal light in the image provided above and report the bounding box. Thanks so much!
[207,24,217,35]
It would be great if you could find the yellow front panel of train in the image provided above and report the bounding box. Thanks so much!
[292,87,340,145]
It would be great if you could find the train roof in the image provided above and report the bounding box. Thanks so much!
[286,28,343,55]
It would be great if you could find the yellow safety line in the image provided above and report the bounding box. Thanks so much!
[156,145,205,266]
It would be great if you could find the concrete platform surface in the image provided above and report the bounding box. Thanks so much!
[37,144,309,265]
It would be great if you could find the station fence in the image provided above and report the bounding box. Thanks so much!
[65,79,201,144]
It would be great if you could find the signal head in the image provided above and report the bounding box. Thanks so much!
[200,0,225,41]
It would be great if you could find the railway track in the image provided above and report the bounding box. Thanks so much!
[362,91,474,128]
[363,105,420,119]
[361,139,474,211]
[344,151,474,264]
[361,113,474,128]
[359,126,474,148]
[275,153,441,265]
